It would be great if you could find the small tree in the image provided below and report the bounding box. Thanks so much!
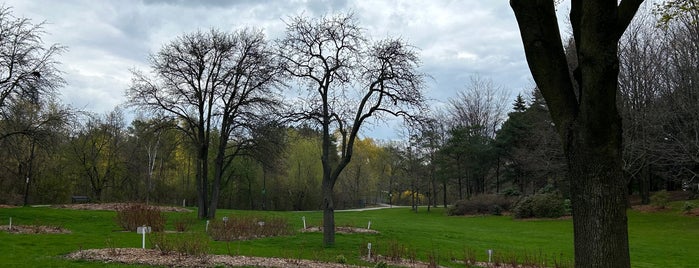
[278,13,426,246]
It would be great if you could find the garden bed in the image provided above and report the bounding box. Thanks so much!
[1,224,71,234]
[66,248,362,267]
[52,203,191,212]
[300,226,379,234]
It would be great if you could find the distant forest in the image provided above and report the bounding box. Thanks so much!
[1,5,696,212]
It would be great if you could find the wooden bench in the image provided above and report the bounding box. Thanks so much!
[71,195,90,203]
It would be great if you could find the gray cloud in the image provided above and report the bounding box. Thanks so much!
[5,0,545,139]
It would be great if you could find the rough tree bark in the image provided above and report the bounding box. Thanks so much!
[511,0,643,267]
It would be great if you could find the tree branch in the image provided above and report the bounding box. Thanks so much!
[510,0,578,137]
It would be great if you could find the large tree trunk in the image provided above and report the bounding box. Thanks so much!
[320,110,336,247]
[209,153,223,219]
[209,134,230,219]
[568,121,630,267]
[511,0,642,267]
[196,143,208,219]
[321,178,335,246]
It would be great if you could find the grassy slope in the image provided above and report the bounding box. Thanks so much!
[0,204,697,267]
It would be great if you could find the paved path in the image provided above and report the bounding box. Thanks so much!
[336,204,408,212]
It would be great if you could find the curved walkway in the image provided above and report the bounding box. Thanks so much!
[336,203,408,212]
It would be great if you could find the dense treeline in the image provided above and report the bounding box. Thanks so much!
[1,5,697,213]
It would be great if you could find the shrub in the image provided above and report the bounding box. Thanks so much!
[503,188,521,197]
[683,201,696,213]
[650,190,669,208]
[151,232,210,256]
[563,199,573,215]
[385,240,407,262]
[172,215,197,232]
[208,215,292,241]
[374,262,388,268]
[115,203,166,232]
[335,254,347,264]
[513,193,566,219]
[447,194,516,216]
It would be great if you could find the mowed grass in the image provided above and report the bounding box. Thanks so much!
[1,203,698,267]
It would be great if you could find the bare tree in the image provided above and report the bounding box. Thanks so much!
[128,28,282,219]
[618,10,665,204]
[511,0,644,267]
[0,5,64,115]
[653,7,699,189]
[448,75,509,139]
[278,13,426,246]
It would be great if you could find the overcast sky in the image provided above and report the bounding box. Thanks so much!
[6,0,552,139]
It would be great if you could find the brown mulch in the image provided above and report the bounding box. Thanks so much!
[1,225,71,234]
[684,207,699,216]
[52,203,191,212]
[0,204,17,208]
[632,205,670,213]
[66,248,363,268]
[300,226,380,234]
[65,248,509,268]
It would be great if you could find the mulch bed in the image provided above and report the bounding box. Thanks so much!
[52,203,191,212]
[300,226,380,234]
[65,248,363,268]
[631,205,670,213]
[1,225,71,234]
[684,207,699,216]
[65,248,510,268]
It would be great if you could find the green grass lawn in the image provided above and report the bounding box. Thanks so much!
[1,203,698,267]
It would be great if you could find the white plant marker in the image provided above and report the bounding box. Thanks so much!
[206,220,210,232]
[302,216,306,229]
[182,199,186,207]
[137,226,151,249]
[487,249,493,263]
[367,243,372,259]
[367,220,371,230]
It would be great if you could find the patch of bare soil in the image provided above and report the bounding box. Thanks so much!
[0,204,17,208]
[685,208,699,216]
[1,225,71,234]
[52,203,191,212]
[632,205,669,213]
[300,226,379,234]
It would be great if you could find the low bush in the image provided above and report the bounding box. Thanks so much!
[151,232,210,256]
[683,201,696,213]
[207,215,292,241]
[447,194,516,216]
[335,254,347,264]
[374,262,388,268]
[115,203,166,232]
[513,193,566,219]
[502,188,522,197]
[651,190,669,208]
[384,239,408,262]
[172,214,197,232]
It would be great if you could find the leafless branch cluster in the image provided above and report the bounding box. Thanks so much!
[0,5,64,111]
